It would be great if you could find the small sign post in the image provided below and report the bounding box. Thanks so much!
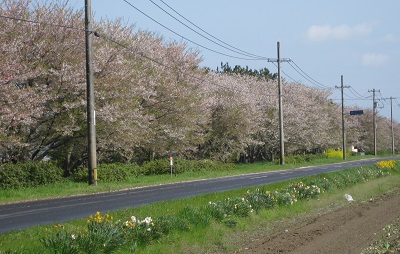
[170,156,173,177]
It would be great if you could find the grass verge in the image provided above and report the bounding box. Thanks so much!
[0,155,377,204]
[0,161,399,253]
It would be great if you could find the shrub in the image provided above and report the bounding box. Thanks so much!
[142,159,169,175]
[141,158,235,176]
[0,161,63,190]
[325,149,344,159]
[97,163,139,182]
[72,163,139,183]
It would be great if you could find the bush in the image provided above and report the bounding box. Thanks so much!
[142,159,170,175]
[72,163,139,183]
[141,158,235,175]
[98,163,139,182]
[0,161,63,190]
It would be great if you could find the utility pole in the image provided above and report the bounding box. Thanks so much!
[85,0,97,185]
[389,97,396,155]
[267,42,291,165]
[335,75,350,160]
[369,89,379,156]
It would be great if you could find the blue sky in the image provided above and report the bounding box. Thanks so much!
[73,0,400,121]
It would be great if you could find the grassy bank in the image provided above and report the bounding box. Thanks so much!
[0,159,399,253]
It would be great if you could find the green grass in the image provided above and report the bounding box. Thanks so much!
[1,161,399,254]
[133,175,400,254]
[0,155,378,204]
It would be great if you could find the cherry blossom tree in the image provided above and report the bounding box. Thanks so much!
[1,0,398,170]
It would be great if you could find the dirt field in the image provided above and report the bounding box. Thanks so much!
[231,190,400,254]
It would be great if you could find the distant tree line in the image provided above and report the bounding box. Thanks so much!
[216,62,278,80]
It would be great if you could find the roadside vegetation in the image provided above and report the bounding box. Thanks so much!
[0,158,399,253]
[0,151,377,204]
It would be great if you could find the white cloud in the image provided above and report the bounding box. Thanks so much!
[362,53,389,66]
[306,23,372,42]
[381,33,398,43]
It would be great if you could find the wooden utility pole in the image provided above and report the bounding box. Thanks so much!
[277,42,285,165]
[335,76,350,160]
[267,42,291,165]
[85,0,97,185]
[390,97,396,155]
[369,89,379,156]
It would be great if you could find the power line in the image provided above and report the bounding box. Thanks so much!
[288,60,330,89]
[1,9,277,99]
[149,0,266,60]
[97,32,278,99]
[270,62,298,83]
[0,14,84,31]
[331,98,372,101]
[121,0,267,61]
[349,86,370,99]
[343,90,359,100]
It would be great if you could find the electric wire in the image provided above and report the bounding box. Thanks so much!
[331,98,372,101]
[284,61,330,89]
[2,5,397,121]
[270,62,298,83]
[343,90,359,100]
[349,86,370,99]
[0,14,84,31]
[347,87,363,99]
[153,0,266,59]
[0,11,278,99]
[121,0,268,61]
[97,31,278,98]
[289,60,330,89]
[120,1,334,92]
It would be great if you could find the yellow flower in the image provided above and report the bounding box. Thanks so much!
[376,160,395,170]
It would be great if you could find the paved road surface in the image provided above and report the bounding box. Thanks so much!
[0,157,397,234]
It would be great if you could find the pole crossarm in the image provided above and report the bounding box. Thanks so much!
[335,85,350,89]
[267,58,292,63]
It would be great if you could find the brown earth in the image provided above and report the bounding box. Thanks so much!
[229,191,400,254]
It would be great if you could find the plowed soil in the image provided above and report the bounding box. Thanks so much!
[232,191,400,254]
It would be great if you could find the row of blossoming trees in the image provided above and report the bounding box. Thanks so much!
[1,0,399,175]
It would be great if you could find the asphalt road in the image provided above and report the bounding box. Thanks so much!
[0,156,398,234]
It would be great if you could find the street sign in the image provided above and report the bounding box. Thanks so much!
[350,110,364,115]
